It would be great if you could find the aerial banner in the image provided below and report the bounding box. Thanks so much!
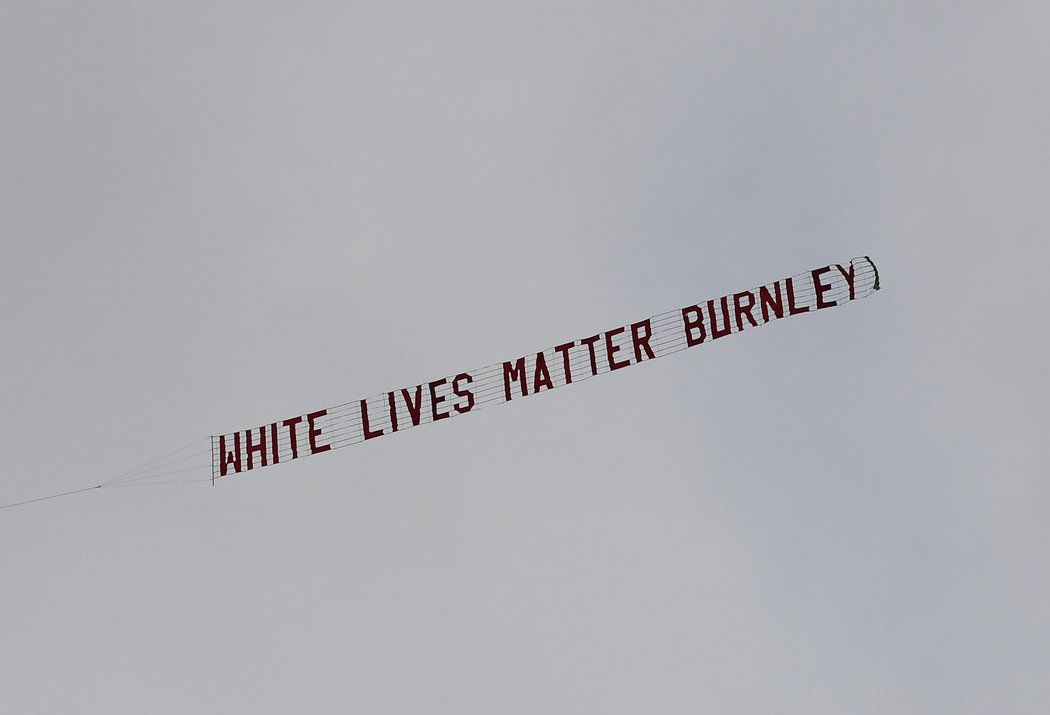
[210,256,880,482]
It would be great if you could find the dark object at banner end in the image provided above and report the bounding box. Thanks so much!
[864,255,881,291]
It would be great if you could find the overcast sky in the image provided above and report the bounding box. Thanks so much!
[2,2,1047,713]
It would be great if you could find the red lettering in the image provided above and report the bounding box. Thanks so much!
[282,417,302,459]
[269,423,280,465]
[630,319,655,363]
[401,386,423,425]
[429,378,449,421]
[219,433,242,476]
[503,358,528,401]
[759,283,784,322]
[605,327,630,370]
[307,409,331,454]
[533,352,554,392]
[452,373,474,414]
[245,426,267,470]
[835,263,856,300]
[786,277,810,315]
[812,266,836,309]
[733,291,757,331]
[554,341,575,384]
[682,306,706,346]
[387,392,399,432]
[707,296,732,339]
[580,334,601,376]
[361,399,383,440]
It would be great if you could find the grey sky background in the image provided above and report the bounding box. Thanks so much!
[2,2,1047,712]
